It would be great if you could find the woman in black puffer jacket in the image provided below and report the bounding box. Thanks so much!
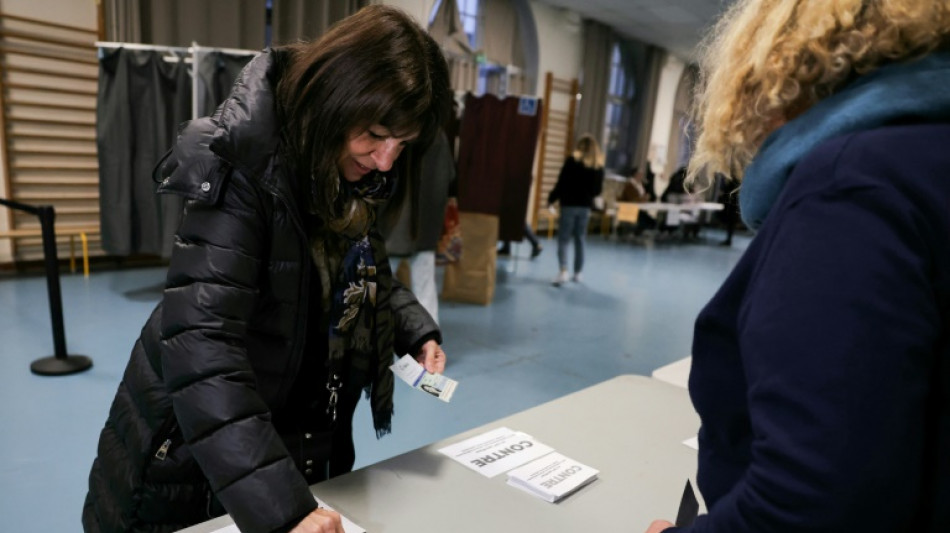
[83,6,452,533]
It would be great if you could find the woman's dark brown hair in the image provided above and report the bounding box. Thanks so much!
[276,5,452,221]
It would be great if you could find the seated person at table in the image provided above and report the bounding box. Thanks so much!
[660,166,688,203]
[617,166,657,236]
[659,166,700,239]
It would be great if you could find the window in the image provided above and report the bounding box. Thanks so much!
[603,44,635,170]
[430,0,522,96]
[457,0,481,49]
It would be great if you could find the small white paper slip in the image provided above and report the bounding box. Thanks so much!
[437,426,554,478]
[211,495,365,533]
[506,451,599,503]
[390,354,458,402]
[682,436,699,450]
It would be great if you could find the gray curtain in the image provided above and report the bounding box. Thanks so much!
[271,0,368,45]
[482,0,524,67]
[630,45,664,172]
[103,0,266,49]
[429,0,474,56]
[512,0,538,94]
[195,51,258,117]
[575,19,614,149]
[102,0,142,43]
[430,0,476,93]
[666,65,698,177]
[97,49,191,257]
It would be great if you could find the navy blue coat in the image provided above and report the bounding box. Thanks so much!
[685,122,950,531]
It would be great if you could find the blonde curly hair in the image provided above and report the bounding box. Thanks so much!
[688,0,950,188]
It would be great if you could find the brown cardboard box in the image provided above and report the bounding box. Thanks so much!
[441,212,498,305]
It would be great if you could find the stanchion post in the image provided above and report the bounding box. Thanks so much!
[29,205,93,376]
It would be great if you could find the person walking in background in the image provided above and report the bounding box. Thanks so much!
[497,221,543,259]
[547,134,605,286]
[384,130,455,324]
[647,0,950,531]
[83,6,451,533]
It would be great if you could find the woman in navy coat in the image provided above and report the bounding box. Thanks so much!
[648,0,950,531]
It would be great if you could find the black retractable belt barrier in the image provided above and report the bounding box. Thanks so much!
[0,198,93,375]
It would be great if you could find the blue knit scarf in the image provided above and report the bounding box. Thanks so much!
[740,50,950,229]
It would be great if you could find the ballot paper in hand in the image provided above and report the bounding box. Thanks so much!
[506,451,599,503]
[390,354,458,402]
[438,426,555,478]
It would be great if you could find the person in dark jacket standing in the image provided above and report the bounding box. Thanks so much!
[83,6,452,533]
[547,134,604,286]
[647,0,950,531]
[383,130,455,324]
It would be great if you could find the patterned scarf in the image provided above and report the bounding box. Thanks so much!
[310,170,397,436]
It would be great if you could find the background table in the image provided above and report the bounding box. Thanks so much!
[180,374,702,532]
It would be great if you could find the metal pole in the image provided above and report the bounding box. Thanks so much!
[29,205,92,376]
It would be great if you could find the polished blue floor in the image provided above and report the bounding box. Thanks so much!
[0,229,749,532]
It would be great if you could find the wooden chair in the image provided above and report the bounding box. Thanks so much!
[613,202,641,236]
[538,208,558,239]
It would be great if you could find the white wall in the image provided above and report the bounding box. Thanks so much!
[528,1,582,95]
[647,54,687,183]
[380,0,436,27]
[384,0,584,98]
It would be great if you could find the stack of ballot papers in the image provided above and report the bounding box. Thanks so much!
[437,427,554,478]
[438,427,599,503]
[505,451,599,503]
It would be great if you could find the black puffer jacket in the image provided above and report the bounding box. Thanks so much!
[83,50,440,533]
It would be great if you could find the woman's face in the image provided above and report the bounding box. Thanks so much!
[338,125,418,182]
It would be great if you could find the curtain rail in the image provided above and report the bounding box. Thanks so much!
[95,41,260,57]
[192,43,260,57]
[94,41,189,53]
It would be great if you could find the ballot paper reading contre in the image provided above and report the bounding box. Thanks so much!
[437,426,554,478]
[210,495,365,533]
[390,354,458,402]
[506,451,599,503]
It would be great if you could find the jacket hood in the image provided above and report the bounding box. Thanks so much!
[156,49,286,205]
[209,49,281,181]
